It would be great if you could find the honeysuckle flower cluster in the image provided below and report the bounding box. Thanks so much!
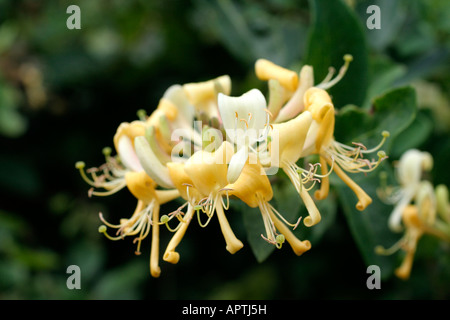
[376,149,450,280]
[76,55,389,277]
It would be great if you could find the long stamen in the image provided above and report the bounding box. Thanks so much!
[219,188,232,210]
[76,161,101,187]
[264,200,312,256]
[133,213,151,255]
[268,203,302,230]
[316,54,353,90]
[375,237,407,256]
[160,214,182,232]
[90,180,127,197]
[318,67,336,85]
[258,198,277,244]
[196,204,214,228]
[360,131,390,154]
[98,225,124,241]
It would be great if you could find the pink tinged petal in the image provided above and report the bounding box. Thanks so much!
[134,136,174,189]
[117,135,144,172]
[163,84,195,126]
[275,65,314,123]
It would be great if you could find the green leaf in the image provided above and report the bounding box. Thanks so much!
[334,86,420,278]
[91,260,147,299]
[335,86,418,154]
[304,0,369,108]
[192,0,308,67]
[336,161,400,279]
[297,192,338,245]
[389,109,433,159]
[240,201,275,263]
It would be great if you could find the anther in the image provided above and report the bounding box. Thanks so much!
[276,234,285,245]
[137,109,147,121]
[344,54,353,62]
[102,147,112,157]
[75,161,85,169]
[377,151,387,159]
[160,215,170,224]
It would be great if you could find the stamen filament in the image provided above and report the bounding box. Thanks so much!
[163,204,195,264]
[265,202,311,256]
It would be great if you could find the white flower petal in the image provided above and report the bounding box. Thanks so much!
[163,84,195,126]
[218,89,267,143]
[388,188,415,232]
[134,136,174,189]
[117,135,144,172]
[397,149,433,187]
[227,146,249,184]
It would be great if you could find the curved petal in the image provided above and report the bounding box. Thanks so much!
[117,135,144,172]
[134,136,174,189]
[273,110,313,165]
[218,89,267,143]
[227,146,249,184]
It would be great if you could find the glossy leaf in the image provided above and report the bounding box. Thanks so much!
[304,0,369,108]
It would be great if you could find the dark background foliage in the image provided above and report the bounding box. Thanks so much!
[0,0,449,299]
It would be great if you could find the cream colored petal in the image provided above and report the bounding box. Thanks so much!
[227,154,274,208]
[273,110,313,165]
[134,136,174,189]
[227,146,249,184]
[255,59,299,92]
[183,75,231,106]
[124,171,156,203]
[218,89,267,143]
[275,65,314,123]
[397,149,433,188]
[117,135,144,172]
[184,141,234,194]
[163,84,195,124]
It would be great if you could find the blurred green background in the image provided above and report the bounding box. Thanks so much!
[0,0,449,299]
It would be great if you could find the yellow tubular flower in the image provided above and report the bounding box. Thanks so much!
[302,87,389,211]
[183,75,231,120]
[162,162,203,264]
[218,88,271,183]
[228,154,311,255]
[183,141,244,254]
[393,204,423,280]
[255,55,352,124]
[270,110,324,227]
[255,59,299,92]
[386,149,433,232]
[98,171,180,278]
[147,84,203,154]
[376,181,450,280]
